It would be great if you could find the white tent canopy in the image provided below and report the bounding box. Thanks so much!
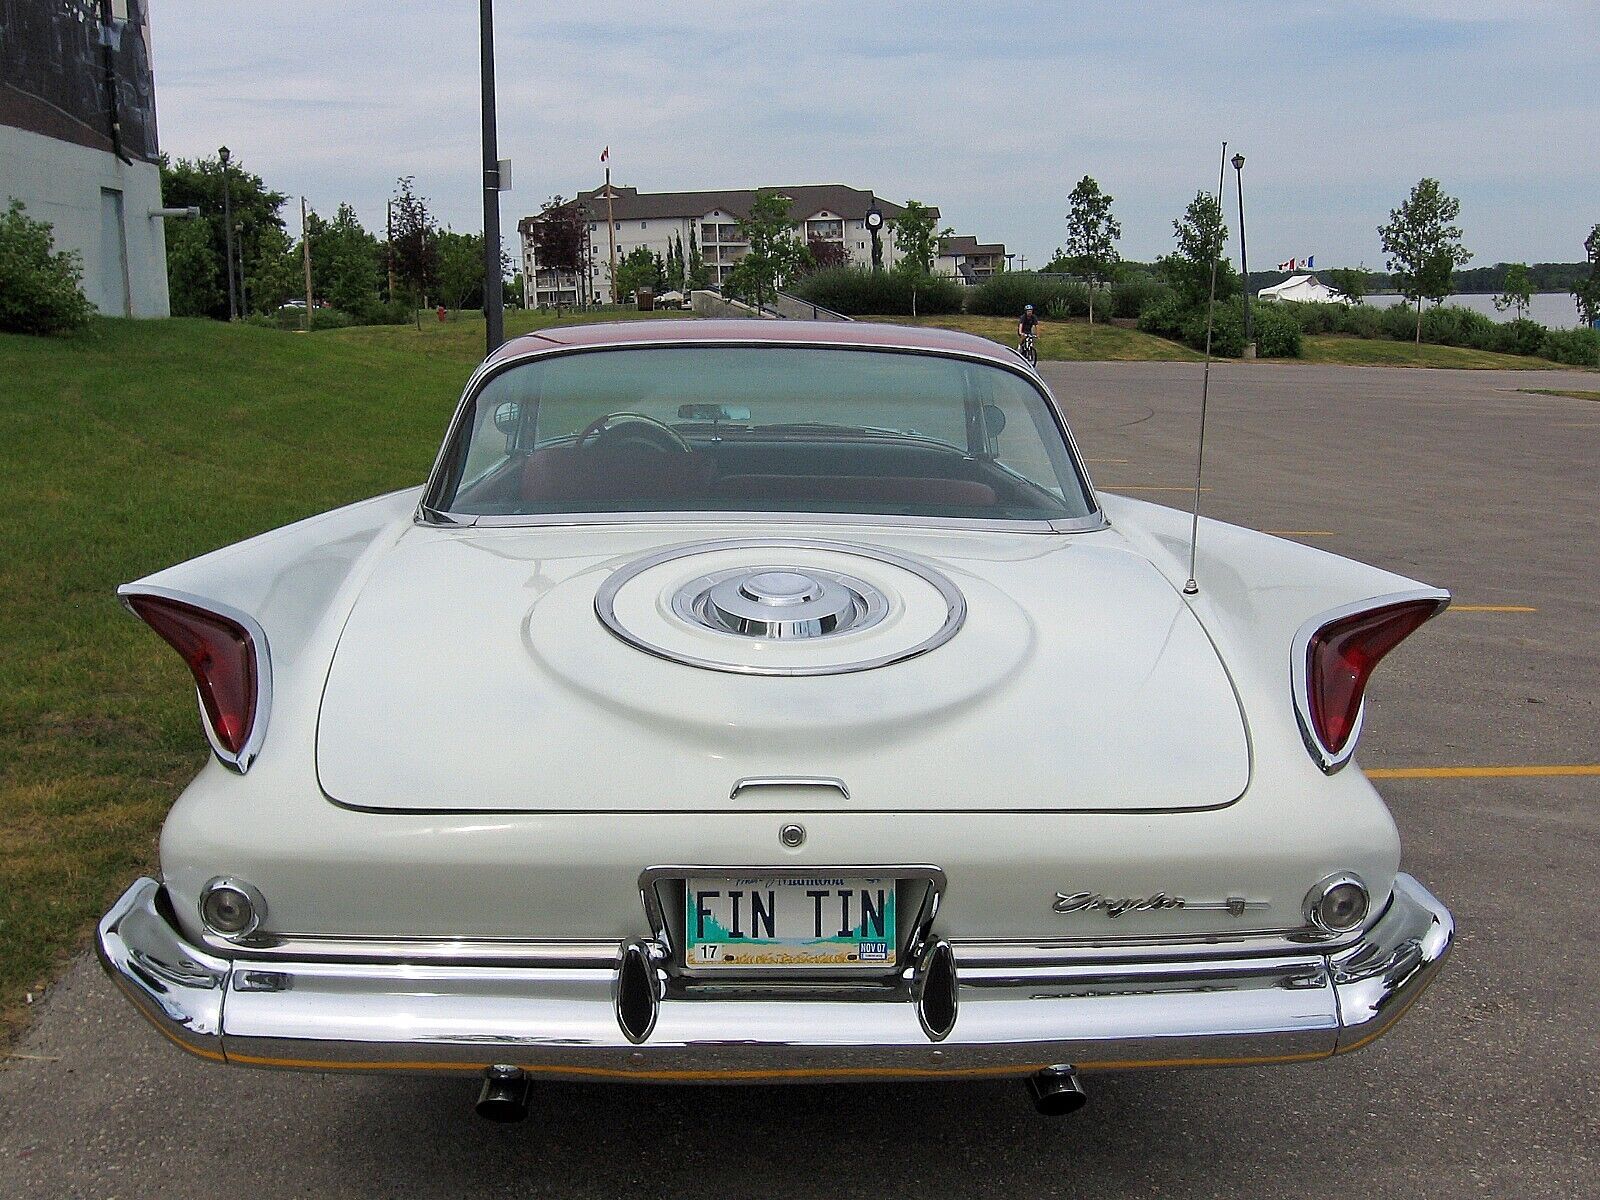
[1257,274,1349,304]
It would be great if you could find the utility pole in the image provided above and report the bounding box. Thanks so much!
[604,165,619,304]
[1232,152,1254,358]
[236,221,248,315]
[479,0,504,353]
[219,145,236,319]
[301,197,313,332]
[386,200,397,301]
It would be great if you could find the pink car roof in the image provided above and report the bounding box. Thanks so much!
[484,320,1024,370]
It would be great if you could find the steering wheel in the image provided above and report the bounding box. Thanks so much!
[574,412,691,454]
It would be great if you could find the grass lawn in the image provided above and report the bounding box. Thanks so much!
[1289,334,1571,370]
[879,313,1204,362]
[1517,388,1600,401]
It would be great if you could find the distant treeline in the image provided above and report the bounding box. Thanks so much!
[1242,262,1589,295]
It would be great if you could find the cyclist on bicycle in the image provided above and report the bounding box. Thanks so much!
[1018,304,1040,364]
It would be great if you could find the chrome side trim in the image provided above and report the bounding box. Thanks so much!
[95,875,1453,1080]
[730,776,851,800]
[415,337,1105,534]
[1289,588,1451,774]
[595,538,967,677]
[116,583,274,774]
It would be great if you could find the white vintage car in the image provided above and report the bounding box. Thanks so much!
[99,320,1453,1118]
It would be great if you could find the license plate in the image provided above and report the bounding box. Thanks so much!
[683,874,897,970]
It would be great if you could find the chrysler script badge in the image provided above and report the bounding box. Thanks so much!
[1053,891,1269,918]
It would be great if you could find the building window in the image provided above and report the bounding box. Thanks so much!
[641,221,647,229]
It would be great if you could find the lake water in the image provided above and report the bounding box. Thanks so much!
[1359,291,1585,329]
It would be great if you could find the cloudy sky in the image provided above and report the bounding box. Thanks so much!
[150,0,1598,267]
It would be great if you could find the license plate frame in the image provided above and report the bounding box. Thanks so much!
[639,865,946,981]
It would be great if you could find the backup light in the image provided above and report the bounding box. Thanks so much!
[200,877,266,938]
[1305,873,1370,934]
[1295,593,1448,772]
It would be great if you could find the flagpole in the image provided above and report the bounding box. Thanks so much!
[604,161,619,306]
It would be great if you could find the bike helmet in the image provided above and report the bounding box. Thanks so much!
[1024,304,1034,312]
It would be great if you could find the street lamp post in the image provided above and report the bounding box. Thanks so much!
[479,0,505,354]
[1232,152,1253,358]
[865,203,884,274]
[219,145,236,320]
[1005,253,1015,273]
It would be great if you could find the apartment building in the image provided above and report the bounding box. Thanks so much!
[936,235,1007,284]
[518,184,931,307]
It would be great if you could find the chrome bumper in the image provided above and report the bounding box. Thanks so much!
[96,874,1452,1083]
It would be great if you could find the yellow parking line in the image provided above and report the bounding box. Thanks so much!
[1367,765,1600,780]
[1449,605,1537,613]
[1106,485,1212,492]
[1085,457,1131,464]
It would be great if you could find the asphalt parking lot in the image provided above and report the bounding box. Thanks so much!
[3,360,1596,1198]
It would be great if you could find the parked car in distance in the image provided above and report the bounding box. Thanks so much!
[99,320,1453,1119]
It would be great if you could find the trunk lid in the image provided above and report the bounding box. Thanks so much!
[316,524,1249,813]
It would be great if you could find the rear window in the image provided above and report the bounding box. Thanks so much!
[432,345,1095,522]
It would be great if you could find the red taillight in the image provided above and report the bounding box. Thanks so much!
[125,593,259,758]
[1303,596,1444,762]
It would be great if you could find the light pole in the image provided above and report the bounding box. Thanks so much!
[1005,253,1015,273]
[219,145,236,320]
[1232,152,1253,357]
[479,0,504,353]
[866,203,884,274]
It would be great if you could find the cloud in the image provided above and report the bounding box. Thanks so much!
[150,1,1600,264]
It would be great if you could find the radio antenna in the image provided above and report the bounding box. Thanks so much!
[1183,140,1230,596]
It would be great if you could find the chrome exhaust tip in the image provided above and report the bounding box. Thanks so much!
[1026,1066,1087,1116]
[475,1064,531,1122]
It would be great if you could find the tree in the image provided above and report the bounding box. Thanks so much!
[390,177,438,320]
[687,228,711,290]
[1573,224,1600,327]
[245,223,302,314]
[806,236,848,271]
[890,199,947,277]
[731,189,810,309]
[531,196,588,304]
[159,152,287,319]
[164,215,224,317]
[614,245,663,301]
[435,229,486,312]
[1326,266,1369,303]
[0,200,93,334]
[1159,190,1237,310]
[307,203,382,316]
[1493,262,1532,320]
[1063,176,1122,325]
[1378,178,1473,343]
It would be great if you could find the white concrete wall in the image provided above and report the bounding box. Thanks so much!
[0,124,170,317]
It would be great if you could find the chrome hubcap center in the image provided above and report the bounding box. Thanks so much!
[675,566,888,641]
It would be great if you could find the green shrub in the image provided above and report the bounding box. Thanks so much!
[1485,318,1548,357]
[1136,291,1189,339]
[245,306,357,331]
[966,272,1074,317]
[1045,283,1089,319]
[1340,304,1385,339]
[1109,277,1163,319]
[1181,300,1246,357]
[1275,300,1344,334]
[788,267,962,315]
[1250,299,1303,357]
[1419,304,1495,348]
[1539,327,1600,367]
[1379,302,1420,340]
[0,199,94,335]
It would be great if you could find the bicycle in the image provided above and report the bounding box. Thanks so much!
[1018,331,1038,367]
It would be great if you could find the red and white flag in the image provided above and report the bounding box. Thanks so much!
[600,146,609,163]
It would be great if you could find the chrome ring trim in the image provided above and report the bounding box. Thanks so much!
[116,583,274,775]
[1303,872,1370,935]
[199,876,268,941]
[416,337,1106,534]
[595,538,967,676]
[1289,587,1450,774]
[673,565,888,641]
